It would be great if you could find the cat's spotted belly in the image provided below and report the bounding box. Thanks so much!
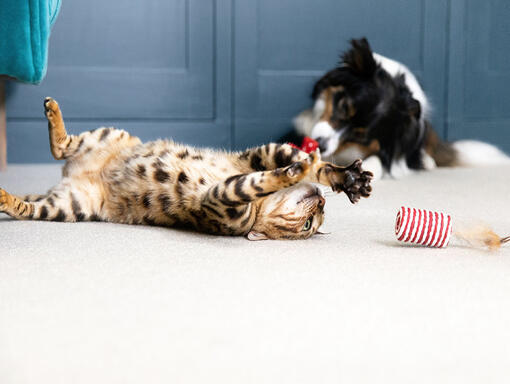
[99,141,244,230]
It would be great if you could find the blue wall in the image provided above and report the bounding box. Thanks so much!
[5,0,510,163]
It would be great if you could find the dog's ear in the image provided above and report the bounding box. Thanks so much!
[342,37,377,77]
[396,74,422,119]
[407,98,421,119]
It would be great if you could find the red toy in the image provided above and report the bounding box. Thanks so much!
[288,136,319,154]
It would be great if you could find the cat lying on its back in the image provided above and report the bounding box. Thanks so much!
[0,98,372,240]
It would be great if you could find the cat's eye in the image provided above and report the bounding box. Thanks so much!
[303,216,313,231]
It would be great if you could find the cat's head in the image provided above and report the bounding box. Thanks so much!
[248,183,325,240]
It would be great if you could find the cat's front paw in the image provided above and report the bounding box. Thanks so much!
[285,152,319,178]
[341,159,373,203]
[325,159,373,203]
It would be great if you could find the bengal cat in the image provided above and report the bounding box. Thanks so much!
[0,98,373,240]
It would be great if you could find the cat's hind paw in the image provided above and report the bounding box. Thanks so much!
[44,97,60,120]
[0,188,10,212]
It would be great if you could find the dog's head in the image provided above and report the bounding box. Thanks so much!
[309,38,425,171]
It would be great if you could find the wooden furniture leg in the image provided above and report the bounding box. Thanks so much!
[0,79,6,171]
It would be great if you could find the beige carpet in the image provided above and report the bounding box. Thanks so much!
[1,164,510,383]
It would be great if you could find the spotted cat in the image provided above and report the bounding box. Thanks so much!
[0,98,373,240]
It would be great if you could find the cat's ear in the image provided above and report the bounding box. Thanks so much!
[247,231,268,241]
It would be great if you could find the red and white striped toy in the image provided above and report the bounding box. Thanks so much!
[395,207,452,248]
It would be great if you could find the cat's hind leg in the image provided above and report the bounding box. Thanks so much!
[0,185,97,222]
[44,97,141,161]
[0,189,37,219]
[44,97,82,160]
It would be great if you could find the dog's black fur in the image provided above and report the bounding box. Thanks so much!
[311,38,431,171]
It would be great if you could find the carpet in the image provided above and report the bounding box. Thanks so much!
[1,164,510,383]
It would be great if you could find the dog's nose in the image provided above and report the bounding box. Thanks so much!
[315,137,327,153]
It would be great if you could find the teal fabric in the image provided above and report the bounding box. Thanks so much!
[0,0,61,84]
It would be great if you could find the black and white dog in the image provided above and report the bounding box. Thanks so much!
[294,38,509,179]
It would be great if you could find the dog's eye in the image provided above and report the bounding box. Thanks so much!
[336,97,355,121]
[351,128,367,140]
[303,216,313,231]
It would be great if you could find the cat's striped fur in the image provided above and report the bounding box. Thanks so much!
[0,98,373,240]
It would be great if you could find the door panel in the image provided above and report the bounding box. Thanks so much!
[7,0,213,120]
[7,120,231,163]
[448,0,510,151]
[6,0,233,163]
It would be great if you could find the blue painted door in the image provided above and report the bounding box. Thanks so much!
[9,0,214,120]
[5,0,510,162]
[6,0,233,162]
